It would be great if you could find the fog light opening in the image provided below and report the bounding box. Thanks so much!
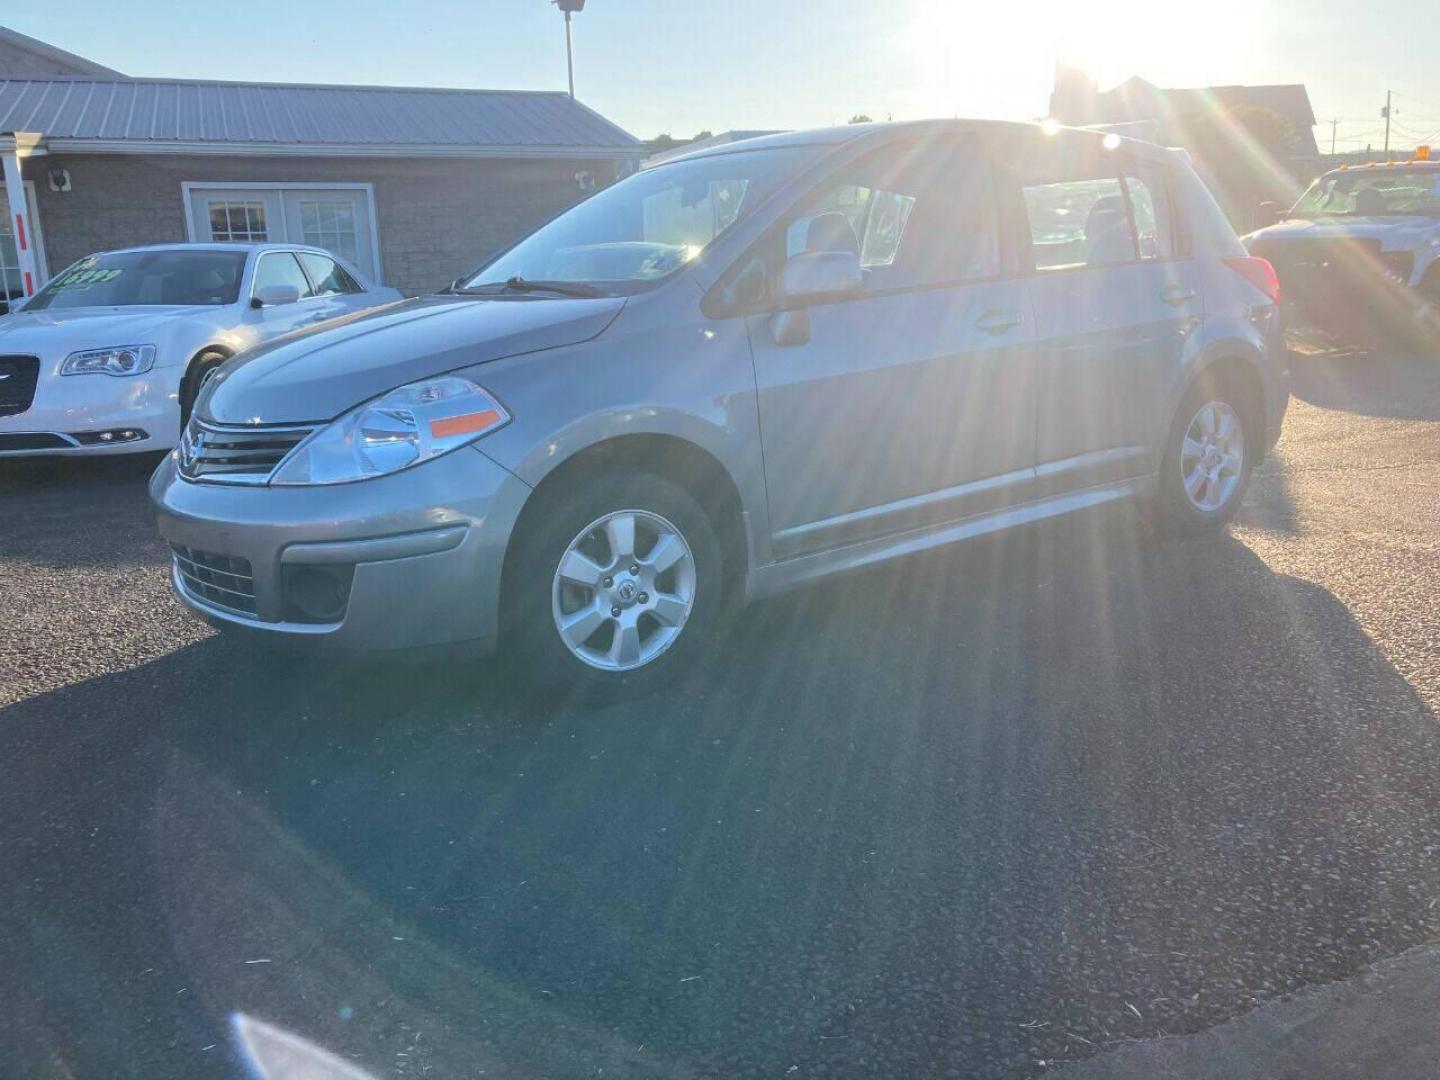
[282,565,354,624]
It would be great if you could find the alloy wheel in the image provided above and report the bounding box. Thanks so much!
[550,509,697,672]
[1180,400,1245,513]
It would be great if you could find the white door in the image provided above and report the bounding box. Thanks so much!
[188,186,379,281]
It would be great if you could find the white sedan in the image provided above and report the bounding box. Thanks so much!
[0,243,401,457]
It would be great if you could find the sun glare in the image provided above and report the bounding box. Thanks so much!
[904,0,1263,120]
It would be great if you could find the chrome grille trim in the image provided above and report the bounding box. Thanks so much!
[171,544,258,616]
[178,418,315,484]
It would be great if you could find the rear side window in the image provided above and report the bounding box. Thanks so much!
[784,141,1000,289]
[298,252,363,295]
[1022,176,1136,270]
[1124,166,1175,259]
[253,252,315,298]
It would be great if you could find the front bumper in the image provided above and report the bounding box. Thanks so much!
[150,446,532,652]
[0,366,181,456]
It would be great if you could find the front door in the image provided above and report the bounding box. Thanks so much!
[188,186,378,281]
[748,139,1037,557]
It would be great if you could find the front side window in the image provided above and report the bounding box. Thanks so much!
[465,147,821,294]
[298,252,362,296]
[784,142,1000,289]
[253,252,315,299]
[25,249,247,310]
[1022,176,1136,270]
[1292,168,1440,217]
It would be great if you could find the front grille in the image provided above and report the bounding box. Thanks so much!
[178,418,313,484]
[171,544,257,616]
[0,355,39,417]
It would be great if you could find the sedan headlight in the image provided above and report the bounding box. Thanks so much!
[60,344,156,376]
[271,375,510,486]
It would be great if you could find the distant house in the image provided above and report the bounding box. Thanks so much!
[0,26,641,308]
[1050,69,1319,159]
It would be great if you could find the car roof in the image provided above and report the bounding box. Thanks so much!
[658,118,1164,165]
[88,242,345,259]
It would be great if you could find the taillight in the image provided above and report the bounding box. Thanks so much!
[1223,256,1281,304]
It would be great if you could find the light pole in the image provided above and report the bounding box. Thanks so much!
[553,0,586,98]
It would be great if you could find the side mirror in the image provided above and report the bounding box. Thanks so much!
[769,251,862,347]
[251,283,302,308]
[1253,201,1285,230]
[777,251,863,307]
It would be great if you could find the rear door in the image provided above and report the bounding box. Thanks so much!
[1009,140,1203,492]
[746,137,1038,556]
[296,250,374,319]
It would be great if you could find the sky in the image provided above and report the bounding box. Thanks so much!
[10,1,1440,152]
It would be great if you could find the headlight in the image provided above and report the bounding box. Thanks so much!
[60,344,156,376]
[271,375,510,486]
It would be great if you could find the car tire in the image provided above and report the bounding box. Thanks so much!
[1151,380,1254,534]
[502,470,727,701]
[180,350,227,425]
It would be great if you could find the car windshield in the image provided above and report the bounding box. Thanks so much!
[463,147,820,294]
[1291,168,1440,217]
[24,249,247,311]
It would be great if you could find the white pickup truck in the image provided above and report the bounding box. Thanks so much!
[1242,159,1440,335]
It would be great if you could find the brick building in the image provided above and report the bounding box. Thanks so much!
[0,25,640,308]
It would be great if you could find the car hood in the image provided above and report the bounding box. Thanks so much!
[202,294,626,424]
[1246,215,1440,250]
[0,305,216,351]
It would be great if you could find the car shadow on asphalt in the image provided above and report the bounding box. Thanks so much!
[1288,337,1440,422]
[3,508,1439,1079]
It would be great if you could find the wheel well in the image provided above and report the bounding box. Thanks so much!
[1189,356,1266,462]
[504,434,749,601]
[182,345,231,391]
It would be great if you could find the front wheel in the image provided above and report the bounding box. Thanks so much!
[180,350,228,425]
[503,471,726,700]
[1151,386,1253,533]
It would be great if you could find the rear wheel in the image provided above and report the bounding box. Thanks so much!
[1152,383,1253,533]
[503,471,726,700]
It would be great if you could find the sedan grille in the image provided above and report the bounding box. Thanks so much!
[0,355,39,417]
[171,545,257,616]
[178,418,313,484]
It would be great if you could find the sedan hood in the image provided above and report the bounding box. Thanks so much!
[1247,215,1440,249]
[0,305,214,350]
[202,294,625,424]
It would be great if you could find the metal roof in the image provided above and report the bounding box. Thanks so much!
[0,77,639,157]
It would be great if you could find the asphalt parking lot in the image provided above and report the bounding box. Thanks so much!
[2,339,1438,1080]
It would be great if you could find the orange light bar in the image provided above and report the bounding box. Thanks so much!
[1417,145,1432,160]
[429,409,501,438]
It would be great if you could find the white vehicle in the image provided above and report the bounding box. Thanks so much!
[0,244,401,457]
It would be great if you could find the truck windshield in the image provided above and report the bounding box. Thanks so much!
[463,146,821,295]
[1292,168,1440,217]
[25,249,248,310]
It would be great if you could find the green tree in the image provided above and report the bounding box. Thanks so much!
[849,113,873,124]
[1171,104,1299,225]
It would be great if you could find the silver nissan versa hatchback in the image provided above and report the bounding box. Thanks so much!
[152,120,1289,695]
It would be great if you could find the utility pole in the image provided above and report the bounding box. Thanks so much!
[1382,90,1394,159]
[1330,118,1338,156]
[553,0,586,98]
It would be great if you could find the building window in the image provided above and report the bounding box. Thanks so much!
[299,201,359,263]
[208,201,269,243]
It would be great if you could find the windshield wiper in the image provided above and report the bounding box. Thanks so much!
[460,276,605,298]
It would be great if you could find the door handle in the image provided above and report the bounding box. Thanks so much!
[1161,286,1198,307]
[975,310,1023,334]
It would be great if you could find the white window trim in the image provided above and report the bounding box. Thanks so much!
[180,180,383,283]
